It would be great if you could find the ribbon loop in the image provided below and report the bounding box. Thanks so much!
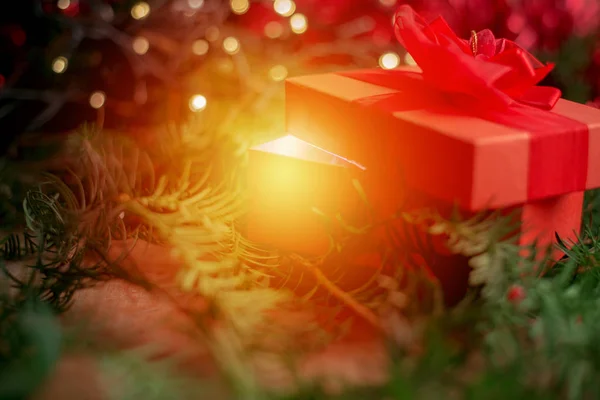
[390,5,559,110]
[337,6,588,202]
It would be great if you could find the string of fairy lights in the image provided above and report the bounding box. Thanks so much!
[49,0,417,116]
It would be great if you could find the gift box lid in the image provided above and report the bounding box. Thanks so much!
[251,134,366,170]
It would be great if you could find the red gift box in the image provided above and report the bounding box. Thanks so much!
[281,69,599,255]
[284,71,600,212]
[278,7,600,255]
[246,6,600,268]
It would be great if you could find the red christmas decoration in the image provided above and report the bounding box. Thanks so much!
[246,6,600,308]
[507,284,526,303]
[405,0,600,52]
[397,0,510,45]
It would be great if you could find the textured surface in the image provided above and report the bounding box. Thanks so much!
[31,240,387,399]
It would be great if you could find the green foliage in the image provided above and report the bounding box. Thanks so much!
[0,299,62,400]
[2,109,600,400]
[537,36,596,103]
[99,349,220,400]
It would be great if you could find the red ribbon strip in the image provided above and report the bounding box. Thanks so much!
[339,5,588,201]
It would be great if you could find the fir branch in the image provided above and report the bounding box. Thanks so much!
[287,254,383,332]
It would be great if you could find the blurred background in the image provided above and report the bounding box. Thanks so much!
[1,0,600,149]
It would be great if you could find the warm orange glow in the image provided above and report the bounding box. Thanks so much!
[254,135,306,159]
[192,39,209,55]
[189,94,207,111]
[379,52,400,69]
[264,21,284,39]
[269,64,288,81]
[247,135,366,255]
[205,26,220,42]
[404,52,417,66]
[217,58,234,73]
[252,135,366,169]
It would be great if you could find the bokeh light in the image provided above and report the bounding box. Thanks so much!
[230,0,250,15]
[274,0,296,17]
[379,52,400,69]
[57,0,71,10]
[192,39,209,55]
[269,65,288,81]
[290,14,308,34]
[223,37,240,55]
[89,91,106,109]
[131,2,150,20]
[187,0,204,9]
[52,56,68,74]
[132,37,150,55]
[189,94,207,112]
[264,21,284,39]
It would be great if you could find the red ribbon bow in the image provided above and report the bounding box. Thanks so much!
[392,5,560,110]
[337,6,588,203]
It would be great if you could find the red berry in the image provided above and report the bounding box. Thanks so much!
[507,284,526,303]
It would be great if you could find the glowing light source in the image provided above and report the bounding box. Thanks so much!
[222,36,240,55]
[379,52,400,69]
[187,0,204,9]
[255,134,306,159]
[273,0,295,17]
[192,39,209,55]
[248,135,367,255]
[230,0,249,14]
[52,56,68,74]
[89,91,106,109]
[189,94,207,112]
[132,36,149,55]
[131,2,150,20]
[205,26,220,42]
[57,0,71,10]
[264,21,284,39]
[269,65,288,81]
[290,13,307,34]
[404,52,417,66]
